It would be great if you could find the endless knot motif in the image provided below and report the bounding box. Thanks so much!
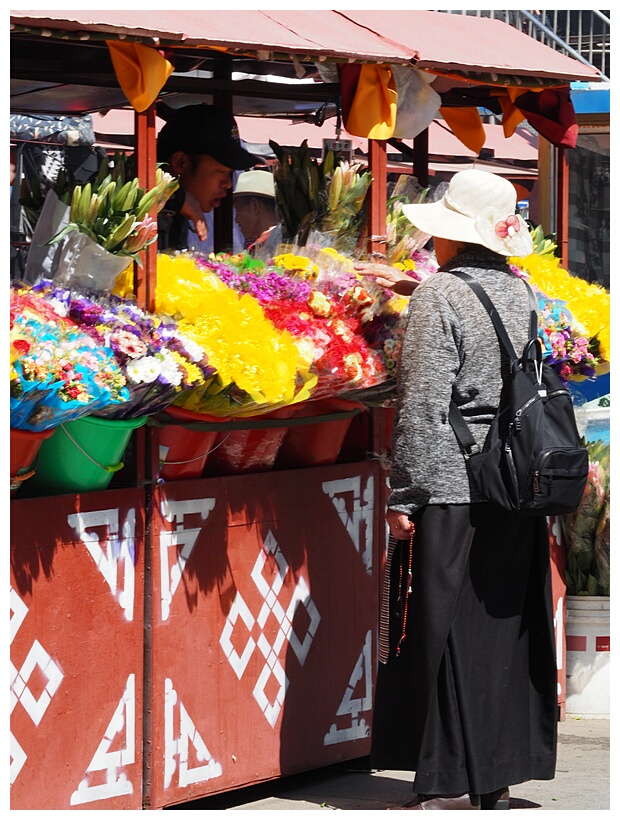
[219,530,321,727]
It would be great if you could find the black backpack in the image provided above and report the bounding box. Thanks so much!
[448,270,589,516]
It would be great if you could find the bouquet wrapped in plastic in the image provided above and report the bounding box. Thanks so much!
[385,175,433,265]
[10,286,128,431]
[561,438,610,596]
[155,252,317,418]
[209,249,393,400]
[535,292,599,382]
[30,281,214,419]
[27,151,179,293]
[270,140,371,255]
[510,251,610,379]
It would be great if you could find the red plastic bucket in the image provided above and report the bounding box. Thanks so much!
[276,398,363,469]
[205,405,297,476]
[10,427,55,496]
[158,405,230,481]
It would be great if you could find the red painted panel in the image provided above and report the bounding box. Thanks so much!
[566,635,587,652]
[596,636,610,652]
[548,516,567,717]
[147,462,381,808]
[10,489,145,810]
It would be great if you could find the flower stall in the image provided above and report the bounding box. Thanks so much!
[10,10,606,811]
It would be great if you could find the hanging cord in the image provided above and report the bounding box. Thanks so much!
[395,525,415,658]
[59,423,125,473]
[160,431,231,466]
[313,97,342,134]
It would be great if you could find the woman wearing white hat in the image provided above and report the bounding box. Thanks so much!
[368,170,557,810]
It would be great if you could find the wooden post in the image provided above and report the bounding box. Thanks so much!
[132,105,158,492]
[412,128,429,187]
[556,146,569,270]
[367,139,387,257]
[536,136,554,237]
[213,58,235,252]
[134,106,158,314]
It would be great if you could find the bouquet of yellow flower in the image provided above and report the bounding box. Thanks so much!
[155,253,317,417]
[187,249,396,402]
[510,252,610,376]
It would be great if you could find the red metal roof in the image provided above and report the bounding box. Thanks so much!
[10,10,413,63]
[10,9,601,83]
[339,10,601,82]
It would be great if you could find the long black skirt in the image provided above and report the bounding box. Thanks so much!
[370,503,558,796]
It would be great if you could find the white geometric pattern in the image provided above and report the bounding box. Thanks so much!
[67,507,136,621]
[10,587,28,644]
[10,639,63,726]
[219,529,321,728]
[159,497,216,621]
[10,587,66,788]
[70,674,136,805]
[164,677,222,790]
[324,630,373,746]
[10,732,27,785]
[555,594,564,697]
[219,593,256,679]
[550,515,563,545]
[322,474,374,573]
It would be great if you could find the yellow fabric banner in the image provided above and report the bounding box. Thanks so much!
[107,41,174,113]
[344,64,398,139]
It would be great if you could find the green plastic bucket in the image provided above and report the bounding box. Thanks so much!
[25,414,147,495]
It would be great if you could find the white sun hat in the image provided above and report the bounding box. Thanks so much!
[233,169,276,199]
[402,169,533,256]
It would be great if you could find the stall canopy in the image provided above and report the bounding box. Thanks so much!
[11,10,601,117]
[10,10,602,161]
[10,10,602,82]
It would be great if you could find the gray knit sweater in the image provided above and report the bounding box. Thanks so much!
[388,247,533,516]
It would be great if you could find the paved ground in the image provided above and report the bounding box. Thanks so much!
[167,715,610,811]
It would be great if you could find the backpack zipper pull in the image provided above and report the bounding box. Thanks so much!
[533,471,540,493]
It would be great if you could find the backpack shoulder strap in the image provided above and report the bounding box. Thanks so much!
[450,269,520,360]
[448,400,479,458]
[447,269,540,459]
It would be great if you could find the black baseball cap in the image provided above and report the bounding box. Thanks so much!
[157,104,257,170]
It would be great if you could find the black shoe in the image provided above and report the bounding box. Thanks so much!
[480,788,510,810]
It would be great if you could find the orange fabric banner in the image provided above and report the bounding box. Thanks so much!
[439,106,486,155]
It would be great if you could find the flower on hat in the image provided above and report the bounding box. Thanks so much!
[474,207,533,256]
[495,214,520,239]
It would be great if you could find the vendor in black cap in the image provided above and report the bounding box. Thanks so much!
[157,104,257,251]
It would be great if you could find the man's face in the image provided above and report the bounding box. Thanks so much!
[234,196,261,244]
[172,152,234,213]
